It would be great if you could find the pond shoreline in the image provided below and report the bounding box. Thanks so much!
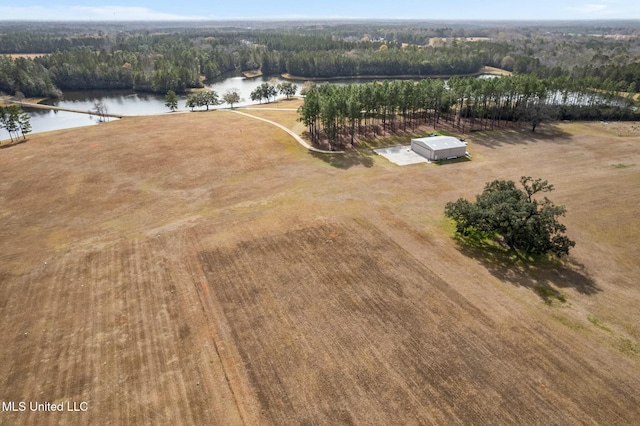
[280,71,484,81]
[280,66,510,82]
[3,69,510,137]
[3,99,123,118]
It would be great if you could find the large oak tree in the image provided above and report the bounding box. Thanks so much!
[445,176,575,257]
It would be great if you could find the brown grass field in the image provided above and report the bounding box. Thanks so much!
[0,53,50,59]
[1,106,639,424]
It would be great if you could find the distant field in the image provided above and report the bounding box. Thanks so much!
[429,37,491,46]
[603,34,638,40]
[480,65,512,76]
[0,53,50,59]
[0,109,639,424]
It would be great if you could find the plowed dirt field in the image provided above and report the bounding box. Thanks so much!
[1,109,639,425]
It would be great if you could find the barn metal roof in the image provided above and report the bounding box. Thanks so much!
[412,136,466,151]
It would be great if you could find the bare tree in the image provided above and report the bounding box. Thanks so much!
[92,101,109,122]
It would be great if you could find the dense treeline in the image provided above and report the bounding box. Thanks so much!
[0,56,61,98]
[471,33,640,83]
[572,63,640,92]
[0,33,251,96]
[0,31,486,97]
[298,75,639,150]
[37,49,137,91]
[35,34,248,94]
[0,34,106,54]
[238,33,488,77]
[1,22,640,99]
[251,33,377,51]
[262,45,483,78]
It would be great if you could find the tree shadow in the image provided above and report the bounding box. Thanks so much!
[433,156,472,166]
[453,235,600,303]
[0,139,27,149]
[309,149,374,169]
[468,123,573,149]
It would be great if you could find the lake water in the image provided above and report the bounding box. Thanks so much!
[43,75,295,116]
[14,73,497,137]
[24,108,112,135]
[7,74,295,137]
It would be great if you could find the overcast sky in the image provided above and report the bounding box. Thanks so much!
[1,1,639,20]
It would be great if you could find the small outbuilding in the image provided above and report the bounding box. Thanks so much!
[411,136,467,161]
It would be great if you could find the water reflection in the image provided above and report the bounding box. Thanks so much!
[20,108,110,136]
[44,74,296,117]
[20,73,497,136]
[17,74,297,135]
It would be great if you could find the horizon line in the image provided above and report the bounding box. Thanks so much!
[2,18,640,23]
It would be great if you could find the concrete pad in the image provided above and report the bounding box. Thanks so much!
[374,145,429,166]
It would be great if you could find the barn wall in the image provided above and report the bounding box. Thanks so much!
[433,146,466,160]
[411,140,434,160]
[411,139,467,161]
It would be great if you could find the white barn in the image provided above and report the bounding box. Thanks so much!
[411,136,467,161]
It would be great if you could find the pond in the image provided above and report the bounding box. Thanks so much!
[18,73,499,136]
[10,74,296,137]
[25,108,114,135]
[43,75,296,116]
[0,107,115,141]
